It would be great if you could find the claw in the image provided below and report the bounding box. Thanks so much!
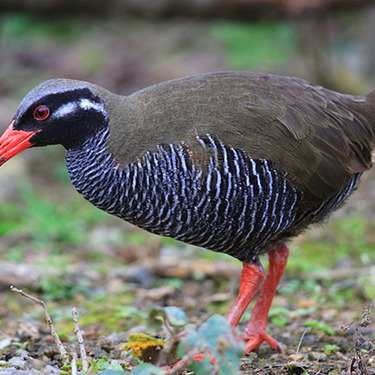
[243,331,281,353]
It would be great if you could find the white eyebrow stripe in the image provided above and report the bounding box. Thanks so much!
[53,102,77,118]
[53,99,106,119]
[79,99,106,115]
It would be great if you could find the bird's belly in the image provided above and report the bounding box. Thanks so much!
[111,144,301,261]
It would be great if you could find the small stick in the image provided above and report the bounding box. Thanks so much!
[10,285,70,365]
[71,351,78,375]
[72,307,88,372]
[295,327,310,360]
[164,347,203,375]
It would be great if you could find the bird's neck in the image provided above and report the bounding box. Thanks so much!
[65,127,129,216]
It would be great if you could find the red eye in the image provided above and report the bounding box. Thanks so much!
[33,105,50,121]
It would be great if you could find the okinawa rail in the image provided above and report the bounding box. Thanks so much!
[1,72,374,353]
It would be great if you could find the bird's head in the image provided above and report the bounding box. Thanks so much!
[0,79,109,166]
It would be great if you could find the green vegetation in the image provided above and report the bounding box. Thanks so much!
[61,356,125,374]
[324,344,340,355]
[288,213,375,273]
[0,181,109,246]
[0,179,160,264]
[212,21,298,69]
[1,13,84,45]
[54,296,145,338]
[303,319,335,336]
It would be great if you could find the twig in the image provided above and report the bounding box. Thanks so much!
[10,285,70,365]
[72,307,89,373]
[71,351,78,375]
[295,327,310,360]
[344,304,374,375]
[164,347,203,375]
[359,304,372,328]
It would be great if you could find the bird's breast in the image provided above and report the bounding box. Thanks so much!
[65,128,360,262]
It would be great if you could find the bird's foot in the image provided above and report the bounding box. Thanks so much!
[243,331,282,354]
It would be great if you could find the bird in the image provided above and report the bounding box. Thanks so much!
[0,71,374,354]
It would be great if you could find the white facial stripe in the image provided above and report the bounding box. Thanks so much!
[53,102,78,118]
[79,99,106,115]
[52,99,106,119]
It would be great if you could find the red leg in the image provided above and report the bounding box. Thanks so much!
[242,242,289,353]
[162,264,264,371]
[163,263,265,370]
[227,262,265,327]
[163,245,288,370]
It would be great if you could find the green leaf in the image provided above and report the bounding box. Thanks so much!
[199,315,230,339]
[97,370,128,375]
[216,334,244,375]
[198,315,234,357]
[130,363,166,375]
[147,306,187,334]
[188,355,213,375]
[177,315,244,375]
[147,307,167,333]
[177,330,204,358]
[324,344,339,355]
[164,306,187,328]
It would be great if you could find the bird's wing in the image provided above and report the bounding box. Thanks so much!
[106,72,375,206]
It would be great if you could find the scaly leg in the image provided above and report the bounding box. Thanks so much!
[164,261,266,370]
[163,244,289,370]
[227,261,265,327]
[242,242,289,353]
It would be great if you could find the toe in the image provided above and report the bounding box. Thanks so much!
[243,331,282,354]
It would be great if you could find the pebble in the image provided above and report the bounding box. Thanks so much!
[0,370,42,375]
[8,357,27,370]
[44,365,61,374]
[307,351,328,361]
[0,339,12,350]
[288,353,305,361]
[0,361,61,375]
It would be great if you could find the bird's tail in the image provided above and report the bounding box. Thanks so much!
[366,89,375,162]
[365,88,375,115]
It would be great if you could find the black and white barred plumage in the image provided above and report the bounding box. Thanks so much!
[3,72,372,265]
[66,126,360,262]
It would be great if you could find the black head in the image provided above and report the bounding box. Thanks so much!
[0,79,109,165]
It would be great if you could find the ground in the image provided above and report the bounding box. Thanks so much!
[0,154,374,374]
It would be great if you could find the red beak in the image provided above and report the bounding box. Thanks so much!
[0,121,39,166]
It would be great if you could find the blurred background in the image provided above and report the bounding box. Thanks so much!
[0,1,375,372]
